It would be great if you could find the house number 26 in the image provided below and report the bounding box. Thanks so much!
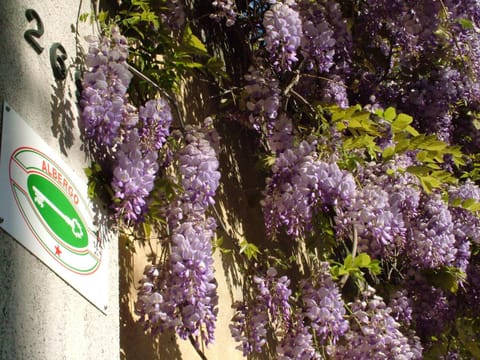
[24,9,67,80]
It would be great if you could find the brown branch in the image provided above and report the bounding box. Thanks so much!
[188,335,208,360]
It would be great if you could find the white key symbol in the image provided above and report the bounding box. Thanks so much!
[32,185,84,239]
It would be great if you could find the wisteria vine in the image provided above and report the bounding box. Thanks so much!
[79,0,480,358]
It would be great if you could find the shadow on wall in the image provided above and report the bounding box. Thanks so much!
[50,79,75,156]
[119,238,183,360]
[50,9,88,157]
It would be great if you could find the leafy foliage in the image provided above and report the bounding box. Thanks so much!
[78,0,480,358]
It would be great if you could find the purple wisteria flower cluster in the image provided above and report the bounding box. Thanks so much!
[331,287,423,360]
[277,317,319,360]
[161,0,185,31]
[210,0,237,27]
[300,262,349,345]
[111,129,160,222]
[136,120,221,346]
[111,98,172,222]
[243,63,281,132]
[298,0,335,73]
[407,277,457,341]
[230,267,292,355]
[263,1,303,72]
[138,98,173,152]
[230,263,346,358]
[407,194,457,269]
[335,159,421,258]
[262,140,355,238]
[80,27,173,223]
[80,25,135,154]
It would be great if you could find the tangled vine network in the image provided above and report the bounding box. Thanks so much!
[79,0,480,358]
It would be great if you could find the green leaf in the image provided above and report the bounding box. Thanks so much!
[406,165,430,176]
[419,175,442,193]
[353,253,371,268]
[239,239,260,260]
[405,125,420,137]
[416,150,429,162]
[213,236,232,254]
[182,24,208,55]
[417,136,448,152]
[79,12,89,23]
[336,121,347,131]
[132,0,149,5]
[458,18,475,30]
[344,254,353,269]
[87,181,96,199]
[423,267,466,293]
[383,107,397,121]
[331,264,349,278]
[392,113,413,131]
[368,260,382,275]
[462,198,480,211]
[456,317,480,358]
[382,145,395,159]
[206,56,228,79]
[173,60,204,68]
[97,10,109,24]
[143,222,152,239]
[395,138,411,153]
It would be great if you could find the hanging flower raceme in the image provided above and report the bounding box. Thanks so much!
[138,98,173,151]
[447,180,480,271]
[388,290,414,327]
[210,0,237,27]
[168,219,219,344]
[277,316,319,360]
[168,119,221,225]
[336,181,408,259]
[298,0,335,73]
[163,122,221,345]
[230,300,269,356]
[243,63,281,132]
[408,278,456,341]
[230,267,292,356]
[135,264,177,335]
[111,129,159,222]
[80,25,135,156]
[332,288,423,359]
[263,0,303,72]
[407,194,457,269]
[262,140,356,238]
[111,98,172,223]
[80,26,173,224]
[136,120,221,347]
[300,262,349,345]
[334,156,422,260]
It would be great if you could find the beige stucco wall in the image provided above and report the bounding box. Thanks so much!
[0,1,119,359]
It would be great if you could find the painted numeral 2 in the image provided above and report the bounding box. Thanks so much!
[24,9,67,80]
[24,8,44,54]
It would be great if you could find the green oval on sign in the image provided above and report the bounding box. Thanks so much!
[27,174,88,249]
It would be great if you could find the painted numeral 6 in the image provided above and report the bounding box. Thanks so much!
[50,43,68,80]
